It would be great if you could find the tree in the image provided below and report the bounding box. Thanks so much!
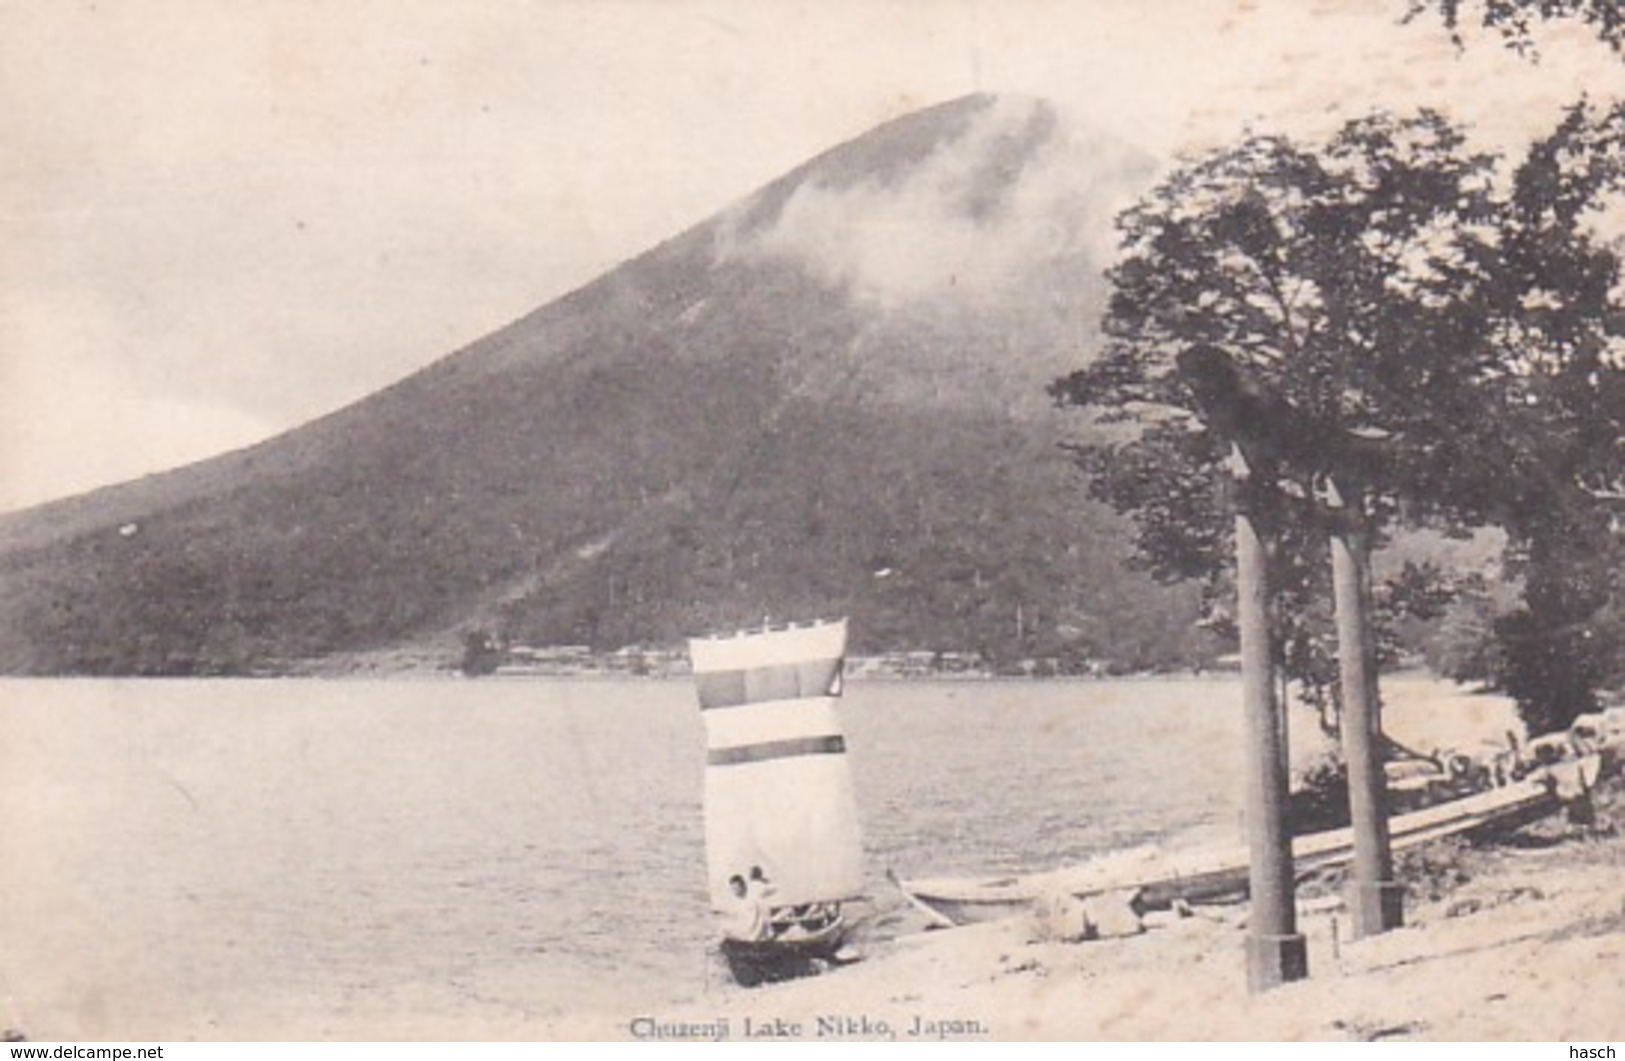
[460,628,505,677]
[1477,100,1625,729]
[1052,104,1625,733]
[1054,111,1504,706]
[1400,0,1625,723]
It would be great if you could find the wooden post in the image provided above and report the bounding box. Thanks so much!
[1234,455,1309,991]
[1174,347,1309,989]
[1327,479,1403,937]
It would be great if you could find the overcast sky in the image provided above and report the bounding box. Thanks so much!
[2,0,1620,511]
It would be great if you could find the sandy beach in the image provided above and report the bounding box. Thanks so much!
[546,769,1624,1043]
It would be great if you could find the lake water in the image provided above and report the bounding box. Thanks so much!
[0,675,1507,1038]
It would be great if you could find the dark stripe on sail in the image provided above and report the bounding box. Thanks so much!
[707,734,846,766]
[695,657,844,710]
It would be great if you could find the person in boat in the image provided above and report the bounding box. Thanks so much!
[724,874,766,942]
[723,865,779,944]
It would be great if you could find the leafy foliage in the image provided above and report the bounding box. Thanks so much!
[1406,0,1625,56]
[1423,579,1513,684]
[1053,104,1625,732]
[1054,111,1504,708]
[1288,752,1353,835]
[460,629,505,677]
[1482,100,1625,727]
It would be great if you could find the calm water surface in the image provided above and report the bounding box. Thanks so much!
[0,676,1255,1037]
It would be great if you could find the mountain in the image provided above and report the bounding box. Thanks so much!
[0,94,1215,675]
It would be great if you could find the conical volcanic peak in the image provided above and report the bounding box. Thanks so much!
[0,95,1201,675]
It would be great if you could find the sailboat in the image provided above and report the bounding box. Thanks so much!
[687,618,865,983]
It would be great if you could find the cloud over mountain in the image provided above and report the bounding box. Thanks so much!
[725,97,1147,308]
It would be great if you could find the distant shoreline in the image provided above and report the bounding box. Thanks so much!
[0,666,1248,683]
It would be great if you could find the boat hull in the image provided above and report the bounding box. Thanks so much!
[717,908,851,987]
[900,777,1565,928]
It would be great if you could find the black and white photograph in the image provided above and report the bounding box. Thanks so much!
[1,0,1622,1043]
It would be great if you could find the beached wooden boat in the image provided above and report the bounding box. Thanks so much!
[715,904,853,985]
[898,773,1569,928]
[689,618,865,983]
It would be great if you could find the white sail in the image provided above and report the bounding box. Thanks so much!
[689,619,864,914]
